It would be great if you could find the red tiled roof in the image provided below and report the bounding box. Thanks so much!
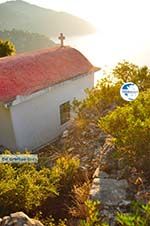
[0,46,99,103]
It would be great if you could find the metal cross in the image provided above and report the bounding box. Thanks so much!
[58,33,65,47]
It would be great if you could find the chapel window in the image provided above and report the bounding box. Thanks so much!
[60,101,70,125]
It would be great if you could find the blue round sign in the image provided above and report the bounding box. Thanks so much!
[120,82,139,101]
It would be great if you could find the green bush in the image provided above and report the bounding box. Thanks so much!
[51,155,80,190]
[72,77,123,123]
[79,200,108,226]
[117,202,150,226]
[99,90,150,177]
[41,216,67,226]
[0,154,80,218]
[0,163,57,216]
[51,155,80,180]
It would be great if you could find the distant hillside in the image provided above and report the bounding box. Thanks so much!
[0,29,56,53]
[0,0,96,37]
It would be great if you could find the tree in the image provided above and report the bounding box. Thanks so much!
[0,39,16,57]
[113,61,150,91]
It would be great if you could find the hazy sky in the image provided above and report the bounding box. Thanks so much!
[0,0,150,33]
[0,0,150,66]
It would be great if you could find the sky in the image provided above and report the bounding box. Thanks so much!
[0,0,150,67]
[0,0,150,40]
[0,0,149,29]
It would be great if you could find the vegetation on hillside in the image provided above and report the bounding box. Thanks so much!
[71,60,150,225]
[74,60,150,176]
[99,90,150,178]
[0,29,56,53]
[73,61,150,121]
[0,153,80,222]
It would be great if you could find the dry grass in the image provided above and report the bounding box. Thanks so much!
[69,181,91,219]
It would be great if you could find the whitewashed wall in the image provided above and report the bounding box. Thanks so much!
[0,106,17,150]
[10,72,94,151]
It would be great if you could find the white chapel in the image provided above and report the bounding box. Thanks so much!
[0,34,99,151]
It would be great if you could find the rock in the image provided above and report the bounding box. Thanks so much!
[62,130,69,138]
[117,166,130,179]
[100,178,128,206]
[92,177,101,185]
[82,141,87,145]
[81,156,89,162]
[90,178,128,206]
[135,189,150,204]
[99,132,107,145]
[1,216,10,226]
[101,209,116,226]
[119,200,131,207]
[0,212,44,226]
[100,171,110,179]
[100,142,118,174]
[89,178,101,200]
[81,131,86,136]
[93,167,100,178]
[93,169,110,179]
[67,147,75,152]
[79,166,87,171]
[118,158,126,170]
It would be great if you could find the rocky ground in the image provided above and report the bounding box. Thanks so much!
[90,137,130,225]
[90,136,150,225]
[38,118,105,177]
[37,117,150,225]
[0,212,43,226]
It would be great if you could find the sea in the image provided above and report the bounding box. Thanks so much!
[51,32,150,83]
